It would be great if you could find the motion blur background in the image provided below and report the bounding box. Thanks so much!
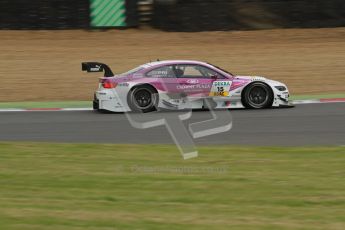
[1,0,345,30]
[0,0,344,101]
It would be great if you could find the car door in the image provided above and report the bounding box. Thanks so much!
[173,64,229,98]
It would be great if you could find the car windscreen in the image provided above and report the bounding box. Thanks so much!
[207,63,233,76]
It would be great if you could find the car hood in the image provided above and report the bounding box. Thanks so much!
[234,75,267,81]
[234,75,285,86]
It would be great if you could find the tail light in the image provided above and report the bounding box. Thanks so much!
[100,79,117,89]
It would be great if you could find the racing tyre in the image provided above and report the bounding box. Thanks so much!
[93,94,99,110]
[128,85,158,113]
[242,82,273,109]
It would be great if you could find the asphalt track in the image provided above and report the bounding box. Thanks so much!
[0,103,344,146]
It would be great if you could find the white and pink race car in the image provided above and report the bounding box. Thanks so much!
[82,60,290,112]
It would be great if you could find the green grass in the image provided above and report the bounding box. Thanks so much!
[0,93,345,109]
[0,143,344,230]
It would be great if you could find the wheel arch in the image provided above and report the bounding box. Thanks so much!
[129,83,158,94]
[241,81,274,108]
[127,83,159,112]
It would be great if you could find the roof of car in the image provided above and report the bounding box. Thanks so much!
[142,60,207,68]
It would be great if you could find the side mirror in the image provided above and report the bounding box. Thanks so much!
[211,75,218,80]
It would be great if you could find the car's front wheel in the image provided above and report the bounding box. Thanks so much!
[242,82,273,109]
[127,85,158,113]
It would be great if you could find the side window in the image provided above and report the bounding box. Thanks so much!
[146,65,175,78]
[174,64,225,79]
[183,66,201,77]
[174,65,201,78]
[198,66,225,79]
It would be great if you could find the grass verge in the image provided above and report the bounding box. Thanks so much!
[0,142,344,230]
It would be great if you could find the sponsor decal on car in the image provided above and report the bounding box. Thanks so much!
[209,81,232,97]
[214,81,230,87]
[118,83,129,87]
[176,84,210,90]
[150,70,168,75]
[186,79,199,84]
[169,99,186,104]
[90,65,101,72]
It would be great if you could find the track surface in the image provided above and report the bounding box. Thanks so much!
[0,103,344,146]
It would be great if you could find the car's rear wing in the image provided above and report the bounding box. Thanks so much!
[81,62,114,77]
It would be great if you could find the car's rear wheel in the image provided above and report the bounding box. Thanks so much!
[93,94,99,110]
[242,82,273,109]
[128,85,158,113]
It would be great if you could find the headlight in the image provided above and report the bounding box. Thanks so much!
[275,86,287,91]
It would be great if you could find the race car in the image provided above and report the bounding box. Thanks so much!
[82,60,290,112]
